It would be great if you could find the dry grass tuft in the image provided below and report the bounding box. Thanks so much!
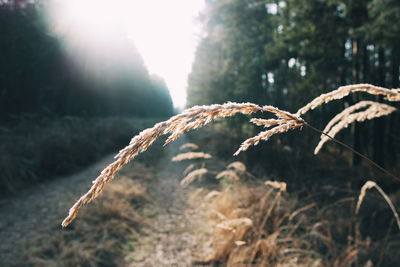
[63,84,400,227]
[180,168,208,188]
[314,101,396,154]
[216,217,253,231]
[63,102,298,226]
[297,83,400,116]
[171,152,212,162]
[234,121,303,155]
[17,177,151,266]
[183,163,196,176]
[191,180,395,266]
[356,180,400,230]
[216,170,241,182]
[179,143,199,151]
[227,161,247,173]
[265,180,287,192]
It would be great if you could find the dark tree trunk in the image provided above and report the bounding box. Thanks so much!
[352,39,362,166]
[387,44,400,165]
[372,48,387,166]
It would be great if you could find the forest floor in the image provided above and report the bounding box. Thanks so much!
[0,154,116,264]
[0,138,214,266]
[1,128,399,266]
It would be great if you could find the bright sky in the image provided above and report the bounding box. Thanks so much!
[47,0,205,109]
[128,1,205,109]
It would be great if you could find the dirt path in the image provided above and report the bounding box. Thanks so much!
[125,140,213,266]
[0,154,117,264]
[0,139,212,266]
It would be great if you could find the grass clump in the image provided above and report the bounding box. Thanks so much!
[188,165,400,266]
[0,116,156,194]
[10,177,152,267]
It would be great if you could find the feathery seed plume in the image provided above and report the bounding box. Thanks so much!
[180,168,208,188]
[314,102,396,154]
[171,152,212,162]
[356,181,400,230]
[179,143,199,151]
[216,170,240,182]
[227,161,247,173]
[297,84,400,116]
[265,181,287,192]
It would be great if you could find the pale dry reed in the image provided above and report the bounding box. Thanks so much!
[314,101,396,154]
[297,84,400,116]
[63,84,400,227]
[216,218,253,232]
[227,161,247,173]
[216,170,240,182]
[183,163,196,176]
[355,180,400,230]
[62,102,299,226]
[180,168,208,188]
[234,121,303,155]
[179,143,199,151]
[265,180,287,192]
[204,190,222,201]
[171,152,212,162]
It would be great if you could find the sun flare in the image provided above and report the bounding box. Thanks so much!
[46,0,204,109]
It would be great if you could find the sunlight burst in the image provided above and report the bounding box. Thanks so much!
[46,0,204,108]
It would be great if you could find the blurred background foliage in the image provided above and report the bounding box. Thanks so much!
[188,0,400,172]
[0,1,173,193]
[0,1,173,118]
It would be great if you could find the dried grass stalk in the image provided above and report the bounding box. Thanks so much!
[297,84,400,116]
[216,170,240,182]
[235,121,303,155]
[265,181,287,192]
[250,118,286,128]
[234,241,246,246]
[179,143,199,151]
[314,102,396,154]
[62,102,297,227]
[227,161,247,173]
[180,168,208,188]
[183,163,196,176]
[204,190,222,201]
[171,152,212,162]
[356,181,400,230]
[321,101,377,135]
[216,218,253,232]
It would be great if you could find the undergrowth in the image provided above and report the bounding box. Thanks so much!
[55,84,400,266]
[10,174,154,267]
[187,163,400,266]
[0,116,157,194]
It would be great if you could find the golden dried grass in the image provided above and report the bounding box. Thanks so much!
[314,101,396,154]
[216,170,241,182]
[355,180,400,230]
[296,83,400,116]
[63,102,301,226]
[227,161,247,173]
[179,168,208,187]
[19,177,151,266]
[182,163,196,176]
[62,84,400,227]
[171,152,212,162]
[179,143,199,151]
[265,180,287,192]
[194,180,390,266]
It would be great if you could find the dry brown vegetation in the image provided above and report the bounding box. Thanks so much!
[10,176,153,267]
[63,84,400,227]
[0,116,156,194]
[187,164,400,266]
[57,84,400,266]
